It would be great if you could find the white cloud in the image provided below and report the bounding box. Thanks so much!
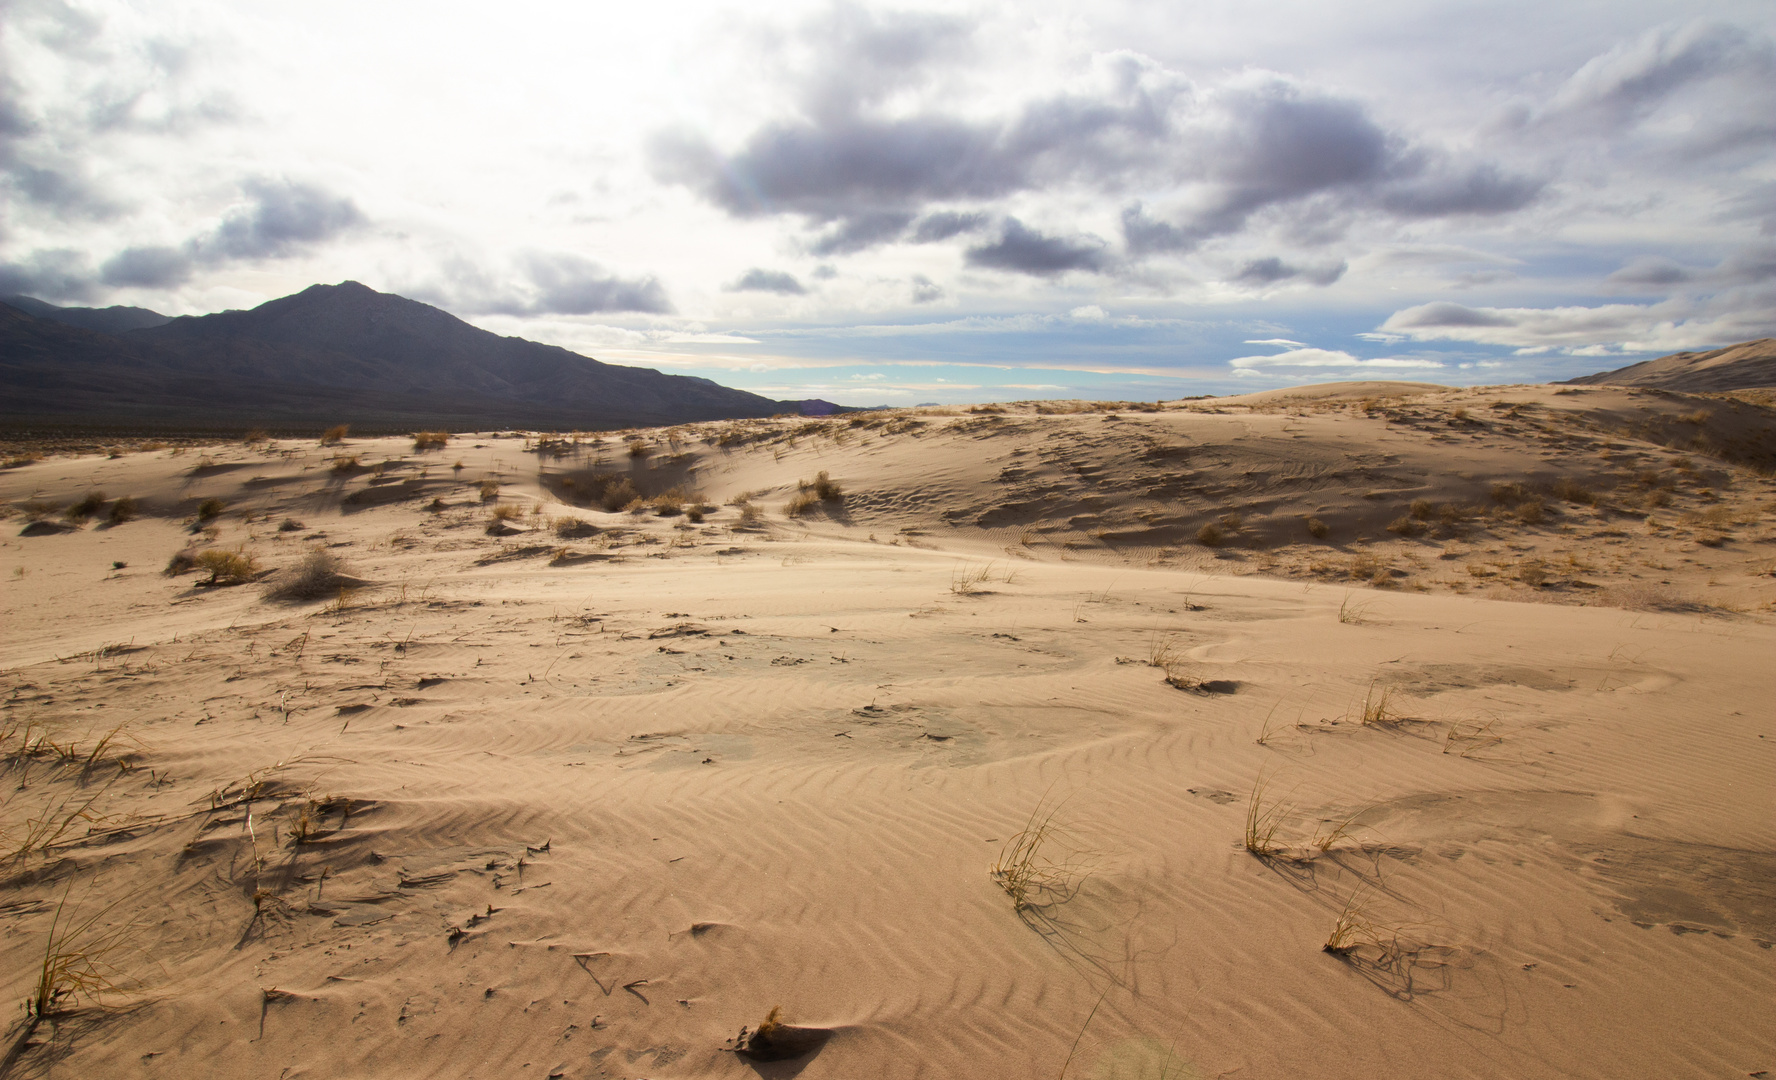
[1228,347,1445,370]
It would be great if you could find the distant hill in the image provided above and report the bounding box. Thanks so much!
[1,294,171,334]
[1563,338,1776,392]
[0,282,843,433]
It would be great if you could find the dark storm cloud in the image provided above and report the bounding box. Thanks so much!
[100,244,194,288]
[729,268,808,295]
[413,251,674,317]
[518,251,674,315]
[0,248,98,303]
[200,180,364,261]
[808,211,915,255]
[910,210,990,243]
[965,219,1108,277]
[4,178,366,297]
[654,28,1540,266]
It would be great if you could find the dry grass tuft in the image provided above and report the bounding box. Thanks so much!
[106,496,138,524]
[1197,523,1225,547]
[1356,681,1398,726]
[319,425,349,446]
[1305,517,1330,539]
[64,491,107,524]
[194,548,258,585]
[412,430,449,451]
[195,497,225,522]
[1323,888,1378,956]
[1,886,136,1073]
[990,793,1087,912]
[267,548,350,601]
[1243,773,1291,858]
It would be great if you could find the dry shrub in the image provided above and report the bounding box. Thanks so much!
[65,491,107,523]
[489,502,524,522]
[628,440,650,458]
[652,488,689,516]
[319,424,349,446]
[478,479,500,501]
[243,428,269,444]
[1514,498,1546,524]
[1408,499,1434,520]
[599,477,638,511]
[1196,523,1225,547]
[330,454,360,474]
[554,517,599,539]
[267,548,351,600]
[1516,558,1549,587]
[739,503,763,525]
[412,430,450,451]
[1489,482,1530,505]
[107,496,138,524]
[194,548,258,585]
[19,500,61,521]
[810,471,843,502]
[1305,517,1330,539]
[196,498,225,521]
[784,489,819,518]
[1550,477,1596,504]
[686,505,706,523]
[1386,516,1425,537]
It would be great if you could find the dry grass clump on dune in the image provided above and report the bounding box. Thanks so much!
[319,424,349,446]
[785,471,844,518]
[106,495,138,524]
[192,548,258,585]
[64,491,106,524]
[412,430,449,451]
[266,548,353,602]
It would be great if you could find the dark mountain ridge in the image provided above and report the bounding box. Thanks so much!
[2,294,171,334]
[1,282,842,433]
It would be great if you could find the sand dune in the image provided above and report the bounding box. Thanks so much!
[2,383,1774,1079]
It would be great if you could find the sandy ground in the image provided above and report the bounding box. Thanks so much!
[1,381,1774,1079]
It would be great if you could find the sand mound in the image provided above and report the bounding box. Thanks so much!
[1565,337,1776,392]
[0,394,1773,1079]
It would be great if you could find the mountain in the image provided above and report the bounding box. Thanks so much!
[0,282,842,432]
[1563,338,1776,392]
[1,294,171,334]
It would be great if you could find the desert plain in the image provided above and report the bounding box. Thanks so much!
[1,380,1774,1079]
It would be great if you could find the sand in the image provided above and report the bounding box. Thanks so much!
[2,382,1774,1079]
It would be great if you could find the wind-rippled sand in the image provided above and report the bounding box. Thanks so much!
[2,382,1773,1078]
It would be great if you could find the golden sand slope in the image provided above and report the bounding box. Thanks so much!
[1,385,1773,1079]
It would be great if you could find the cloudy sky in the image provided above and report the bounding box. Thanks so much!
[4,0,1774,403]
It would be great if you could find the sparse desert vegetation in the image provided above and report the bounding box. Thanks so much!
[0,382,1772,1079]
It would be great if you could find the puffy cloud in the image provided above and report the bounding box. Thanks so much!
[728,268,807,295]
[965,219,1108,277]
[199,179,363,261]
[7,179,365,295]
[908,274,943,303]
[412,250,674,317]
